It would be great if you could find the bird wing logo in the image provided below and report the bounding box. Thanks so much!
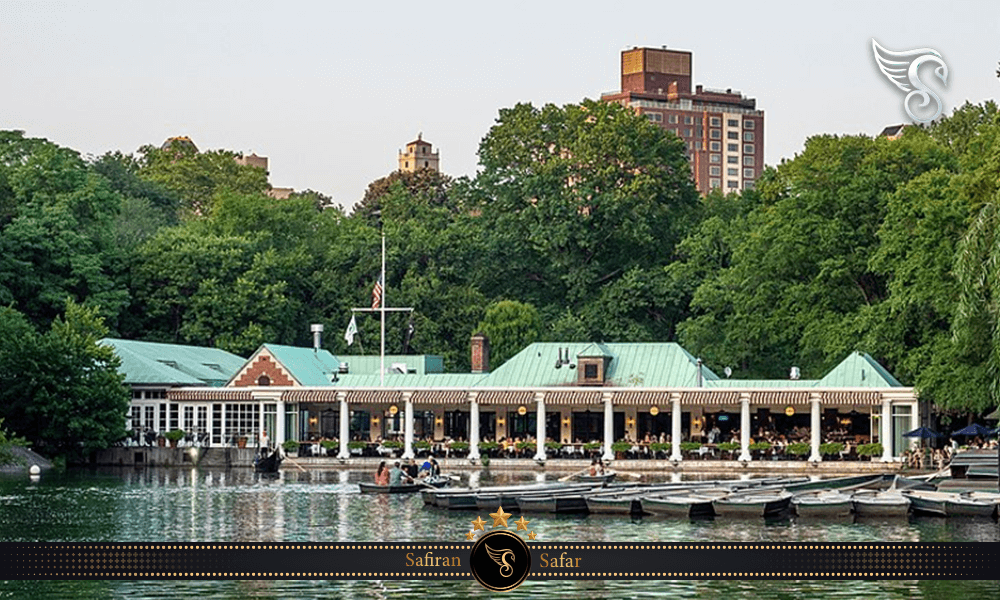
[872,39,949,123]
[485,543,515,578]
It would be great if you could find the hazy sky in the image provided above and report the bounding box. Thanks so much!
[3,0,998,210]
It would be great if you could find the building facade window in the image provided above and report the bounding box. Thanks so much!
[727,156,738,164]
[744,168,755,178]
[684,116,693,125]
[709,166,721,175]
[744,180,755,189]
[684,128,693,137]
[710,154,721,163]
[727,119,738,127]
[744,132,755,141]
[709,141,721,151]
[710,130,721,139]
[743,156,755,165]
[727,180,739,188]
[744,120,755,129]
[668,114,678,124]
[728,168,738,176]
[710,178,722,188]
[694,141,702,150]
[728,143,739,152]
[710,117,721,127]
[728,131,739,139]
[646,112,663,122]
[744,144,755,154]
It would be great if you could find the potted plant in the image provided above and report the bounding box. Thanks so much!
[680,441,702,458]
[649,442,671,458]
[786,442,811,458]
[478,441,499,457]
[282,440,300,455]
[717,442,740,458]
[164,429,184,448]
[320,440,338,456]
[515,440,533,455]
[856,443,883,460]
[347,440,367,452]
[748,441,771,459]
[414,440,432,453]
[448,441,470,456]
[820,442,845,459]
[611,441,632,459]
[544,441,563,452]
[582,442,602,456]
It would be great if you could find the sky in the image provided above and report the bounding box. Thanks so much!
[2,0,999,210]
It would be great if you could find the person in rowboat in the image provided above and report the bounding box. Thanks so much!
[375,461,389,486]
[389,461,412,486]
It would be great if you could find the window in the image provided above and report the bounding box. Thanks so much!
[744,168,755,178]
[404,161,408,168]
[727,119,738,127]
[744,180,755,189]
[694,117,702,126]
[728,143,738,152]
[424,161,428,168]
[710,117,721,127]
[694,141,702,150]
[710,178,722,188]
[694,128,702,138]
[744,131,755,141]
[422,147,427,154]
[646,112,663,122]
[744,120,755,129]
[744,144,755,154]
[584,364,597,379]
[684,116,693,125]
[727,155,738,164]
[709,166,721,175]
[728,168,739,176]
[684,128,693,137]
[727,180,739,188]
[668,114,678,124]
[709,141,721,151]
[710,129,721,139]
[710,154,721,163]
[743,156,755,166]
[727,131,739,140]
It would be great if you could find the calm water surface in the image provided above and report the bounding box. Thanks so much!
[1,468,998,599]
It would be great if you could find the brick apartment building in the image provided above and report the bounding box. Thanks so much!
[602,47,764,195]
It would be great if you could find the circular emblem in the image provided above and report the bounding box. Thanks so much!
[785,406,795,417]
[649,405,659,416]
[517,405,527,416]
[389,405,399,416]
[469,530,531,591]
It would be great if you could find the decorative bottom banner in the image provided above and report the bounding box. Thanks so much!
[3,542,998,584]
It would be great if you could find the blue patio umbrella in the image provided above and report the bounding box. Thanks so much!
[902,426,940,439]
[950,423,995,437]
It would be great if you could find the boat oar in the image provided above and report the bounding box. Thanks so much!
[283,454,307,473]
[558,467,590,482]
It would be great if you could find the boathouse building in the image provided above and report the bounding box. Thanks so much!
[109,336,920,463]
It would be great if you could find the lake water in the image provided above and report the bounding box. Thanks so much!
[1,468,999,599]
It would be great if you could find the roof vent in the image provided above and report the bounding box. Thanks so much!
[339,362,349,374]
[790,366,801,380]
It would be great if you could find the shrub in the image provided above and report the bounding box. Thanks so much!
[347,440,367,450]
[448,441,470,451]
[582,442,602,451]
[320,440,338,450]
[164,429,185,442]
[748,441,771,452]
[611,441,632,453]
[786,442,811,456]
[382,440,403,449]
[478,441,498,451]
[857,443,883,457]
[515,441,533,450]
[282,440,300,451]
[680,442,702,452]
[414,440,432,450]
[545,441,563,451]
[716,442,740,453]
[649,442,671,454]
[819,442,845,456]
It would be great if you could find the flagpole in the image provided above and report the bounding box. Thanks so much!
[380,231,386,387]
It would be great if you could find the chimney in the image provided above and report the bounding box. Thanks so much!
[471,332,490,374]
[311,324,324,351]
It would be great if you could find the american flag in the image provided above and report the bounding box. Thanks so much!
[371,273,383,309]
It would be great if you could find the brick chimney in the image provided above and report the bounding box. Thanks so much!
[471,333,490,374]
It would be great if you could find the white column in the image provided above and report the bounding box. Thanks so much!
[337,392,350,460]
[881,397,893,462]
[909,401,920,452]
[258,400,265,448]
[602,394,614,461]
[468,393,481,462]
[809,395,822,463]
[534,393,546,462]
[276,399,286,447]
[738,394,752,462]
[402,392,414,459]
[670,394,682,462]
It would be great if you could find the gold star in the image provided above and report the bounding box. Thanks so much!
[527,531,537,540]
[465,531,476,541]
[471,516,486,531]
[489,506,512,528]
[514,516,530,531]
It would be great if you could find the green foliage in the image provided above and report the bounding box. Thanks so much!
[0,418,28,466]
[785,442,811,456]
[545,441,563,450]
[515,441,533,450]
[164,429,185,442]
[0,301,129,462]
[680,441,702,452]
[320,440,338,449]
[582,442,602,451]
[856,442,883,457]
[414,440,432,450]
[611,441,632,453]
[716,442,740,453]
[649,442,671,453]
[748,441,771,452]
[282,440,300,451]
[477,441,498,450]
[382,440,403,449]
[819,442,845,456]
[448,441,470,451]
[476,300,542,367]
[347,441,367,450]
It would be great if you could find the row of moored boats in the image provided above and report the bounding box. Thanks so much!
[419,474,1000,519]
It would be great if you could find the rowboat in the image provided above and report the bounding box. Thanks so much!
[359,476,451,494]
[576,472,617,484]
[852,491,910,518]
[903,490,997,518]
[792,490,854,518]
[713,491,792,518]
[642,492,724,518]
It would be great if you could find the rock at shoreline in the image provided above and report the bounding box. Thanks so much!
[0,446,54,473]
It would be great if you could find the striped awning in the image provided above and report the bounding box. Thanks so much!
[411,390,468,405]
[346,390,403,404]
[283,389,339,403]
[612,391,671,405]
[750,391,811,405]
[476,391,535,405]
[822,391,882,405]
[544,391,603,406]
[167,389,253,401]
[681,391,741,405]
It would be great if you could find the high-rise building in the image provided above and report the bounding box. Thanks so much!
[398,133,440,173]
[601,47,764,195]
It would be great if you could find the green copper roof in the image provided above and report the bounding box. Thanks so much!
[336,355,444,376]
[817,352,902,387]
[334,373,486,388]
[99,338,245,386]
[477,342,719,388]
[259,344,341,386]
[708,379,819,388]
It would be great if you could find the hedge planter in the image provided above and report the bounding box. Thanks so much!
[820,442,845,459]
[786,442,811,458]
